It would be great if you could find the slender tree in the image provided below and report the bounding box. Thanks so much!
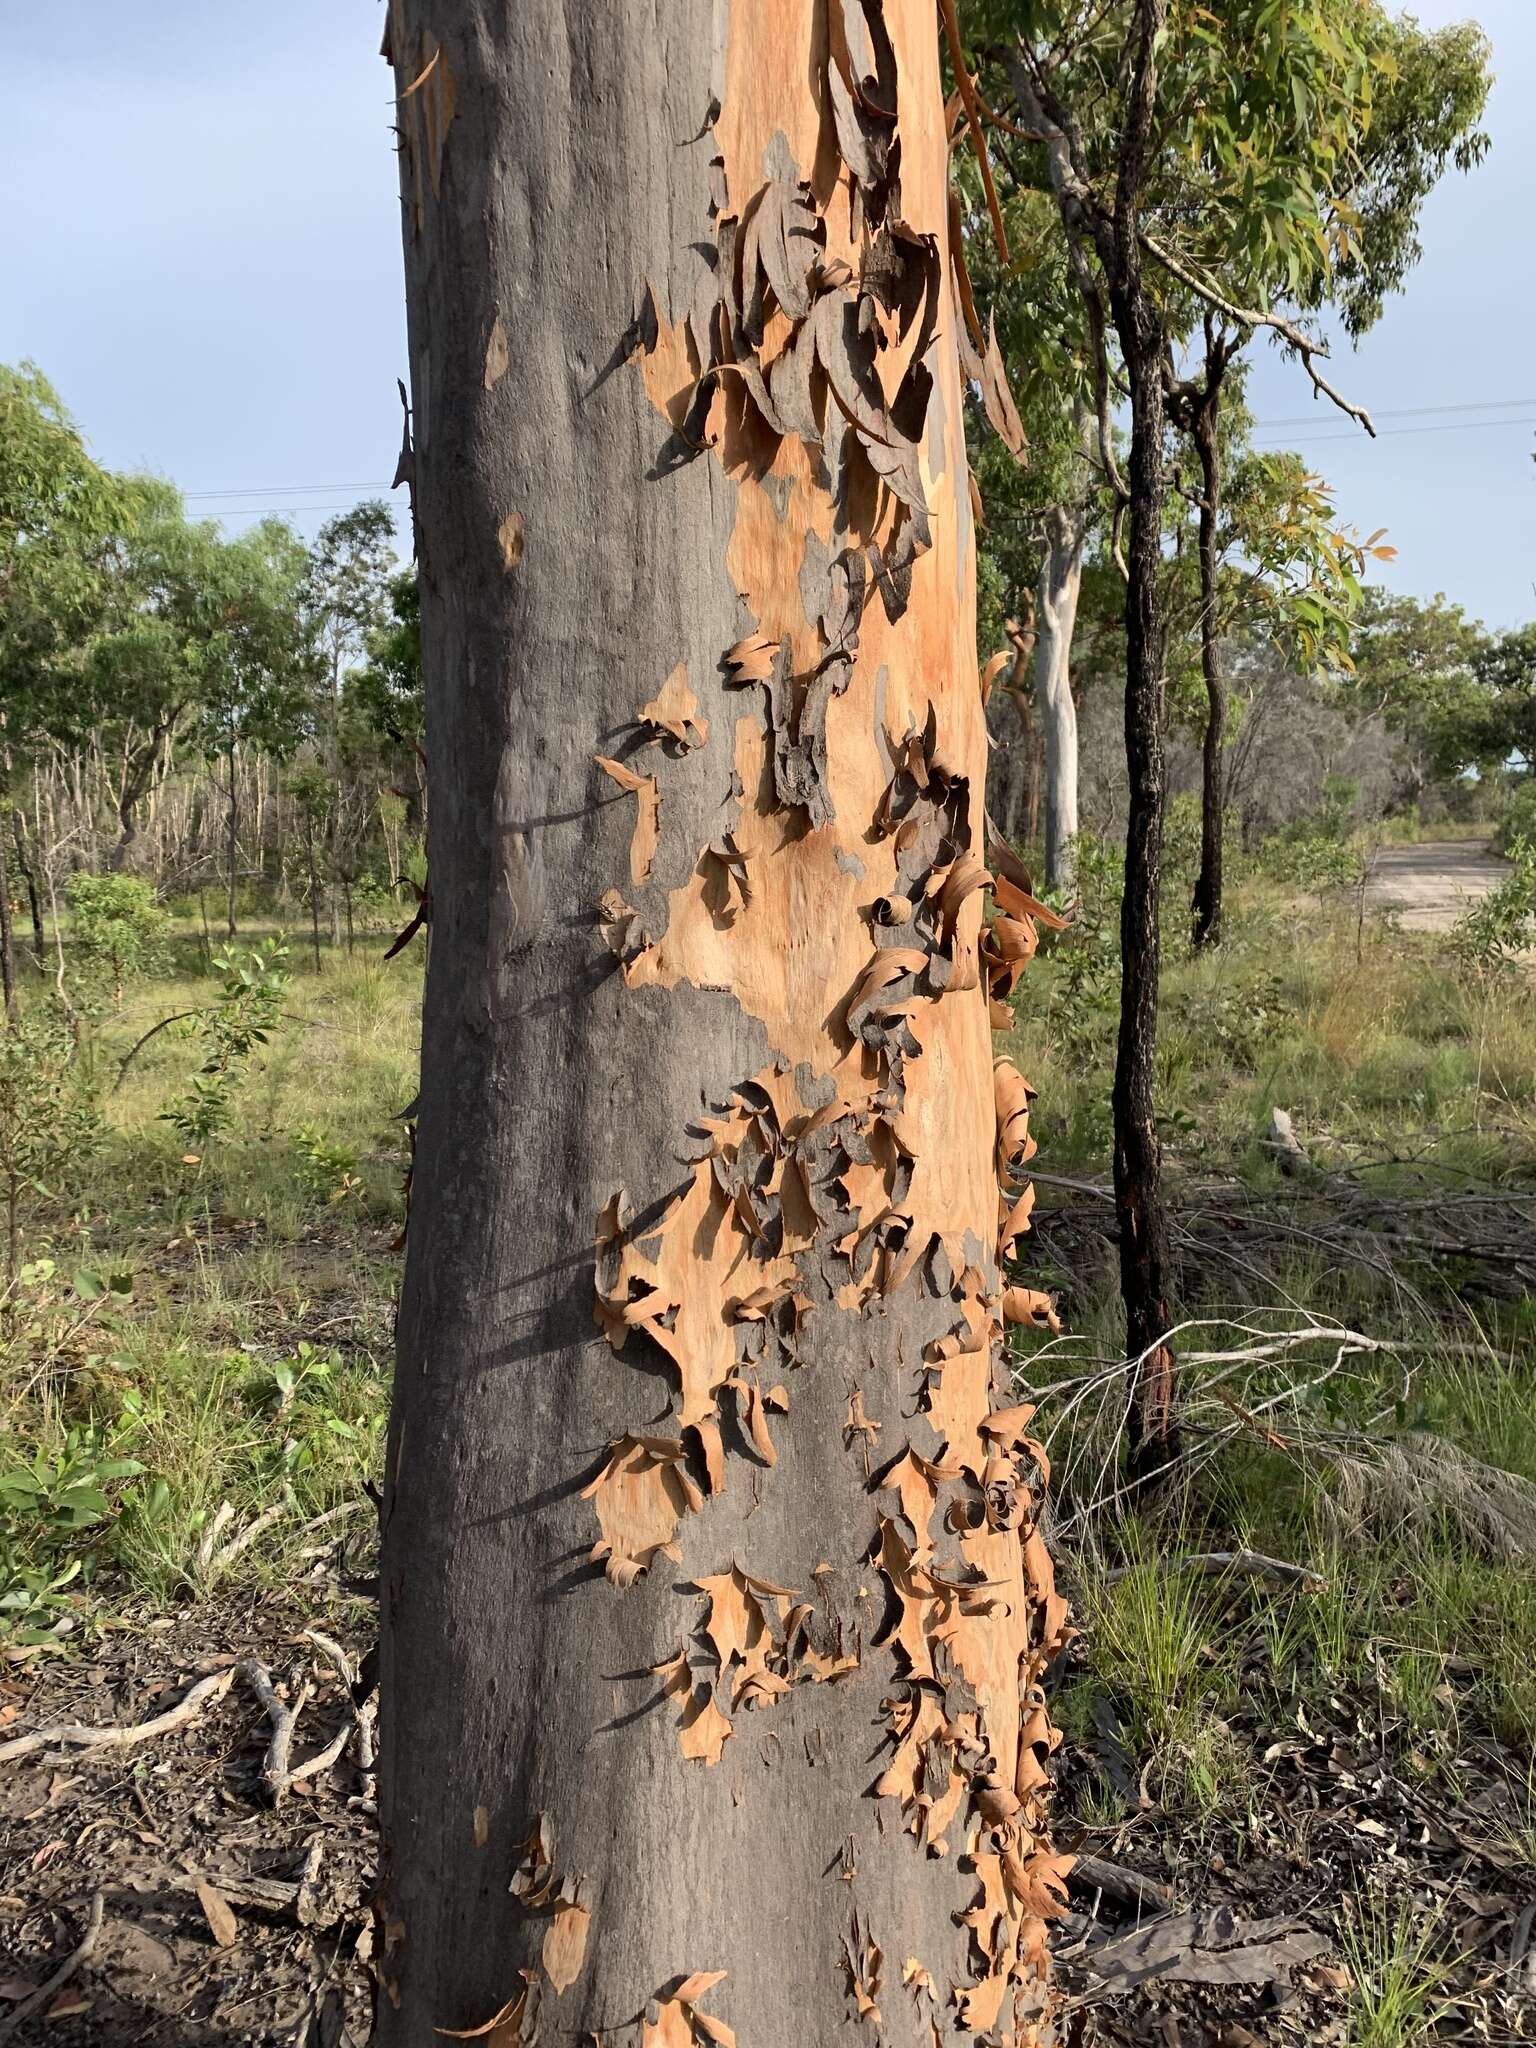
[304,502,396,942]
[377,3,1067,2043]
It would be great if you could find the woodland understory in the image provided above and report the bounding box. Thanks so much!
[5,0,1536,2041]
[0,853,1533,2043]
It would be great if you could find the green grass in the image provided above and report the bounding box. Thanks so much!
[1001,845,1536,1957]
[1340,1888,1457,2048]
[0,918,416,1641]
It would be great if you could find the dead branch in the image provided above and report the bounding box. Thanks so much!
[295,1835,326,1928]
[0,1665,236,1765]
[1099,1549,1326,1591]
[1137,230,1375,437]
[201,1493,292,1578]
[0,1891,104,2043]
[238,1658,310,1805]
[301,1628,376,1807]
[1068,1854,1174,1915]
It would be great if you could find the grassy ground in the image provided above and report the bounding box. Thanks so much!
[1001,860,1536,2037]
[2,862,1534,2039]
[0,920,416,1644]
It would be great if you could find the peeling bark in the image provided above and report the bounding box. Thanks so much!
[378,6,1065,2044]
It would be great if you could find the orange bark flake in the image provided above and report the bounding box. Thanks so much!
[584,1,1066,2032]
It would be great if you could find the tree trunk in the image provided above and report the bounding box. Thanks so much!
[377,5,1067,2045]
[224,755,239,939]
[305,817,323,975]
[1189,348,1229,952]
[0,822,17,1023]
[110,727,174,874]
[1033,504,1085,893]
[12,813,44,969]
[327,656,343,950]
[1105,0,1177,1482]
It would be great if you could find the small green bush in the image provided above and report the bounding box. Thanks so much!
[1493,781,1536,858]
[68,873,168,1002]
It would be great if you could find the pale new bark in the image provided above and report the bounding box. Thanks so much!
[1032,502,1084,893]
[378,3,1065,2045]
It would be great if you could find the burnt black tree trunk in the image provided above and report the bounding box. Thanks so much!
[376,3,1067,2044]
[1180,319,1237,951]
[1013,0,1177,1477]
[12,812,45,968]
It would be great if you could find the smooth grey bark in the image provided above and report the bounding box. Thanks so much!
[376,6,1053,2045]
[1033,502,1085,893]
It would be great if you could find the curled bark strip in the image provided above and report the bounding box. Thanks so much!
[0,1665,235,1764]
[0,1891,104,2043]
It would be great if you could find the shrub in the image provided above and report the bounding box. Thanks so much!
[67,873,168,1003]
[0,1013,100,1276]
[160,938,290,1160]
[1494,781,1536,858]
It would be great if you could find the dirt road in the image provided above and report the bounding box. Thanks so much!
[1363,838,1509,933]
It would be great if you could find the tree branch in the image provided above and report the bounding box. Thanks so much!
[1138,230,1376,438]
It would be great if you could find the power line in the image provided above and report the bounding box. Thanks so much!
[1251,415,1536,447]
[1252,396,1533,430]
[173,395,1536,510]
[183,480,395,501]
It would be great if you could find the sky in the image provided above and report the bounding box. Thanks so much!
[4,1,1532,629]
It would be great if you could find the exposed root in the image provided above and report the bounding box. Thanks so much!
[0,1665,236,1765]
[0,1891,104,2043]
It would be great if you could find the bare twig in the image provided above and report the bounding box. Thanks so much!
[194,1500,235,1571]
[1099,1549,1327,1591]
[0,1891,104,2042]
[302,1627,377,1808]
[0,1665,236,1765]
[203,1493,292,1579]
[295,1835,326,1928]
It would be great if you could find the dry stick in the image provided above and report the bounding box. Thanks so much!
[301,1628,377,1808]
[1068,1854,1172,1914]
[206,1496,290,1576]
[238,1659,310,1805]
[1099,1549,1326,1592]
[194,1500,235,1572]
[0,1891,105,2043]
[0,1665,236,1765]
[294,1835,326,1928]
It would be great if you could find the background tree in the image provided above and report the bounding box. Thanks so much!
[377,1,1066,2040]
[956,0,1487,1464]
[191,520,314,937]
[303,502,396,942]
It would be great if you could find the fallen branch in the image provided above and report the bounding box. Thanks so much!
[0,1891,104,2043]
[200,1492,293,1580]
[0,1665,236,1765]
[1100,1549,1327,1592]
[301,1628,376,1808]
[295,1836,326,1928]
[239,1658,310,1805]
[1068,1854,1173,1915]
